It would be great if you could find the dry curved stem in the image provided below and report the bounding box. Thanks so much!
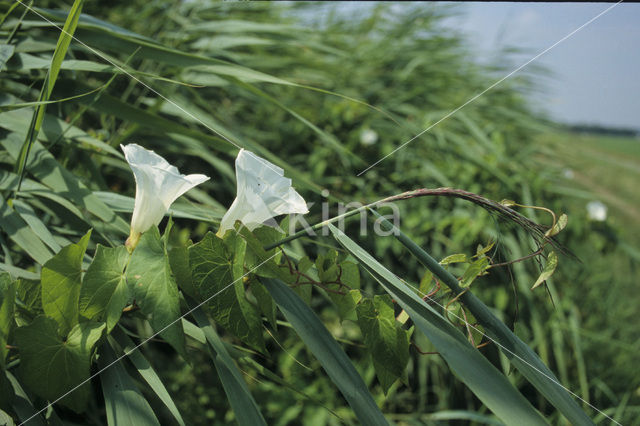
[476,340,492,349]
[510,202,557,230]
[267,186,575,260]
[444,288,469,325]
[380,187,575,259]
[411,333,490,356]
[424,278,441,299]
[441,300,493,350]
[122,303,138,313]
[411,342,439,355]
[489,246,545,269]
[446,287,469,308]
[460,308,476,347]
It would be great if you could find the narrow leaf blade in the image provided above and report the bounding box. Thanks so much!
[110,328,186,426]
[99,342,160,426]
[329,224,547,425]
[261,277,390,426]
[190,304,267,426]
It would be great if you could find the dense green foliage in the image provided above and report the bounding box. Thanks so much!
[0,1,637,425]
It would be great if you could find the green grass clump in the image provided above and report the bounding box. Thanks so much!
[0,1,637,424]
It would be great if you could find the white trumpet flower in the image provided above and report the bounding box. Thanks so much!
[217,149,308,237]
[122,144,209,250]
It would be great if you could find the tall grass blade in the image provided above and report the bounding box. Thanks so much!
[5,371,46,426]
[99,342,160,426]
[13,0,85,196]
[329,224,548,425]
[0,194,52,264]
[11,199,61,252]
[261,277,390,426]
[190,303,267,426]
[111,328,186,426]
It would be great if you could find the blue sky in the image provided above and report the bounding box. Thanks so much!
[442,2,640,130]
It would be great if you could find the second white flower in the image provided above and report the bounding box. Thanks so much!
[217,149,308,236]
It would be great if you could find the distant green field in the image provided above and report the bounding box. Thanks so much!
[540,131,640,244]
[579,133,640,158]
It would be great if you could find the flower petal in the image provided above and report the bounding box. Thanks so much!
[122,144,210,236]
[218,149,308,236]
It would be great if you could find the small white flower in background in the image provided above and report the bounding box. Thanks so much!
[586,200,607,221]
[217,149,308,237]
[122,144,209,250]
[562,168,574,179]
[360,128,378,146]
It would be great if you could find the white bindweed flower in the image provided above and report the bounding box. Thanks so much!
[122,143,209,250]
[586,200,607,222]
[562,168,575,180]
[360,128,378,146]
[217,149,308,237]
